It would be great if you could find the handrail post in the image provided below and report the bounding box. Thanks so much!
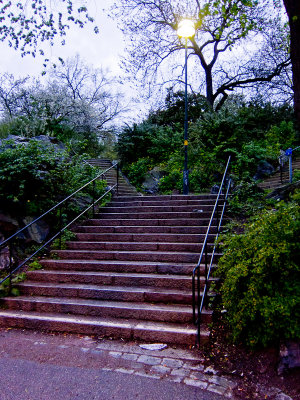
[197,267,200,339]
[59,204,62,250]
[192,274,196,324]
[92,180,96,218]
[204,242,208,290]
[117,163,119,196]
[289,153,293,183]
[8,242,13,295]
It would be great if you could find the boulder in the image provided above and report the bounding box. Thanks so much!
[210,184,220,194]
[253,160,275,181]
[0,233,10,270]
[0,212,19,236]
[142,167,166,194]
[0,213,18,271]
[22,217,50,244]
[0,135,65,152]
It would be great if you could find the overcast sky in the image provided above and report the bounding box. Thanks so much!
[0,1,123,77]
[0,0,148,124]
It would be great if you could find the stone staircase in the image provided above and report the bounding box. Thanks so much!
[258,158,300,191]
[0,194,222,345]
[87,159,140,197]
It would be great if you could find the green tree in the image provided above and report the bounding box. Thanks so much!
[148,88,210,127]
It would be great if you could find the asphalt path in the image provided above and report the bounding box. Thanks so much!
[0,358,225,400]
[0,329,229,400]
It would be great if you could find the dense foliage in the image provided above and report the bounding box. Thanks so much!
[217,191,300,348]
[0,139,105,219]
[117,93,297,193]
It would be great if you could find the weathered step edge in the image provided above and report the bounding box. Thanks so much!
[1,296,212,324]
[0,310,210,345]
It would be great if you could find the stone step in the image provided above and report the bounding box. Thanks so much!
[51,249,221,263]
[115,192,139,197]
[259,183,287,189]
[1,189,223,345]
[95,211,215,219]
[109,199,221,207]
[26,270,208,289]
[74,232,216,243]
[0,310,206,345]
[258,158,300,190]
[86,218,221,227]
[65,241,214,253]
[1,296,211,324]
[75,225,218,234]
[40,260,212,275]
[101,205,219,213]
[15,281,200,305]
[113,194,217,202]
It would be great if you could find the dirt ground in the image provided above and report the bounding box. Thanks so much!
[199,314,300,400]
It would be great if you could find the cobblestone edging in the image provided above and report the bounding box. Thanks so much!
[82,340,237,398]
[81,340,293,400]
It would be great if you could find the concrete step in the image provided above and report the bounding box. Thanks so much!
[0,310,206,345]
[1,296,211,323]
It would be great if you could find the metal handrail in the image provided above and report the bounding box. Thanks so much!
[192,155,231,345]
[0,162,119,287]
[284,146,300,183]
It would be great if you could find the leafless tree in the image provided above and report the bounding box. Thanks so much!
[111,0,291,109]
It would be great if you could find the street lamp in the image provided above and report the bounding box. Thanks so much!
[177,19,195,195]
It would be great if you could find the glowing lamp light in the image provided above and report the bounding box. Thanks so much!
[177,19,196,38]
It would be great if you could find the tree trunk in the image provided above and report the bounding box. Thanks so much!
[283,0,300,128]
[205,67,214,108]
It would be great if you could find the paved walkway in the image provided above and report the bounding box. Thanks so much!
[0,328,237,399]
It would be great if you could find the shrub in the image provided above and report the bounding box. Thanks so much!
[125,157,153,189]
[158,169,182,193]
[228,180,268,217]
[0,139,105,217]
[217,191,300,348]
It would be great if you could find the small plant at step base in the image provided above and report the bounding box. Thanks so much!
[52,230,77,250]
[28,261,44,271]
[0,273,25,298]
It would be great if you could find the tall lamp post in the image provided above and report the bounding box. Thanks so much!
[177,19,195,195]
